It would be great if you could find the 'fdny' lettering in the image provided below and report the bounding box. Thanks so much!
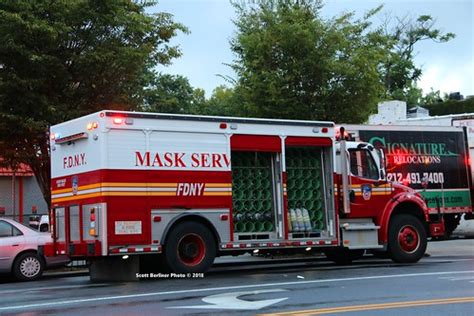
[176,183,205,196]
[63,153,86,169]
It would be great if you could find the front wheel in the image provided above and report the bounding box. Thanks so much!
[13,252,44,281]
[164,222,216,273]
[388,214,427,263]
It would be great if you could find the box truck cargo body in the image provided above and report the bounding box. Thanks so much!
[345,125,472,234]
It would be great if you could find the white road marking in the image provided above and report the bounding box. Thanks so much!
[439,276,474,281]
[425,259,473,263]
[168,289,288,310]
[0,270,473,311]
[0,283,110,295]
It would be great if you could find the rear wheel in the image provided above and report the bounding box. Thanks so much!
[13,252,44,281]
[388,214,427,263]
[164,222,216,273]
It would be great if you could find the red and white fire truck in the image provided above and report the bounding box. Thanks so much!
[45,111,444,280]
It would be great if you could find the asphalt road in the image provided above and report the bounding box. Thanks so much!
[0,239,473,316]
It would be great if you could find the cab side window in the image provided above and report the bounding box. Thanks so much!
[349,149,379,180]
[0,221,23,238]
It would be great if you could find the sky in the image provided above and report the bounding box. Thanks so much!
[153,0,474,98]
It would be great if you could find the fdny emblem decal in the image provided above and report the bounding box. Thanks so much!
[361,184,372,200]
[72,176,78,196]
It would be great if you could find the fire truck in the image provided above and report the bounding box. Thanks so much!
[344,124,473,236]
[45,111,444,281]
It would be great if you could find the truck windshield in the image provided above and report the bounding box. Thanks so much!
[349,149,379,180]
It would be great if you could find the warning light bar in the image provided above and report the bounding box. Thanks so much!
[111,117,133,125]
[50,132,61,141]
[54,132,89,144]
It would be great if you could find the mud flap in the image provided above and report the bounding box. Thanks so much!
[429,221,445,237]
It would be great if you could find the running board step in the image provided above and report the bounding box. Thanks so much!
[340,219,382,249]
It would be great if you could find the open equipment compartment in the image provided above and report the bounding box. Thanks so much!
[231,151,278,240]
[286,146,327,238]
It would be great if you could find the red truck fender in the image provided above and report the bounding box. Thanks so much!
[377,192,429,244]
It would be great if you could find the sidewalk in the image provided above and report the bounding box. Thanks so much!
[426,238,474,256]
[453,218,474,238]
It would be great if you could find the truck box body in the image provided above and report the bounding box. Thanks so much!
[345,125,472,215]
[394,115,474,183]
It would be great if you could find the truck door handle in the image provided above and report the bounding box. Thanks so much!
[11,244,19,247]
[349,190,356,202]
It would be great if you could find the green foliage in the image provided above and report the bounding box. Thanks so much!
[144,79,241,117]
[200,85,241,116]
[421,88,444,105]
[144,74,205,114]
[381,15,455,105]
[0,0,187,206]
[229,0,388,123]
[423,98,474,116]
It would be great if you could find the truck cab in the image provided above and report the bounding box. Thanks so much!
[333,133,444,263]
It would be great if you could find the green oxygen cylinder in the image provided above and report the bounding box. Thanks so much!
[264,221,274,232]
[245,221,255,233]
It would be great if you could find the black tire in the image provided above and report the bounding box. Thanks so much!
[324,248,365,265]
[13,252,44,281]
[164,222,216,273]
[388,214,427,263]
[444,214,461,238]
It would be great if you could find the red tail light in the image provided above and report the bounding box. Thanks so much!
[89,208,97,237]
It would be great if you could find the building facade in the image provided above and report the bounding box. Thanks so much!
[0,163,48,225]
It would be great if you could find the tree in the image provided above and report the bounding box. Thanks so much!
[421,88,444,105]
[144,74,205,114]
[200,85,241,116]
[380,14,455,105]
[229,0,388,123]
[0,0,187,207]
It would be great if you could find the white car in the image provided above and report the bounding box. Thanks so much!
[0,217,69,281]
[28,215,50,232]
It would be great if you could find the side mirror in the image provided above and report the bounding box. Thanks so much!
[349,190,356,202]
[375,148,386,180]
[379,169,386,180]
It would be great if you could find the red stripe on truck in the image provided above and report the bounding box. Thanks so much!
[286,136,332,147]
[231,135,281,152]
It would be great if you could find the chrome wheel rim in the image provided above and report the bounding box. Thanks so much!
[20,257,41,278]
